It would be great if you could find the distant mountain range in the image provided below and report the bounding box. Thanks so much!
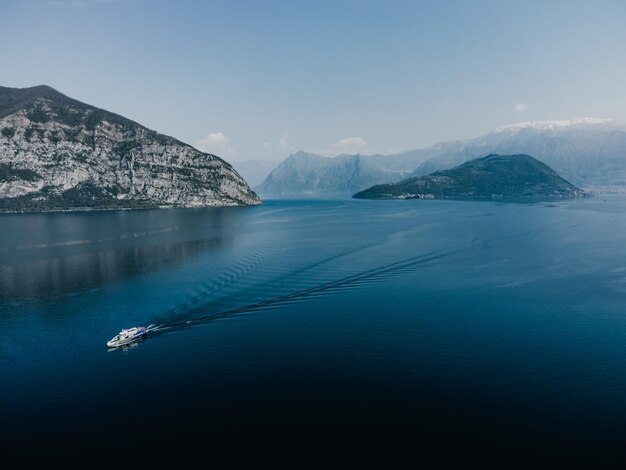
[255,150,430,198]
[0,85,260,212]
[255,152,408,198]
[257,118,626,198]
[411,118,626,188]
[354,154,585,201]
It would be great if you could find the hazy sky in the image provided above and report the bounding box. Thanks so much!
[2,0,626,161]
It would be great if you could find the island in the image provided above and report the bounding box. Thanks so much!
[353,154,587,201]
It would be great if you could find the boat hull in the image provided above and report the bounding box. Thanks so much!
[106,327,147,348]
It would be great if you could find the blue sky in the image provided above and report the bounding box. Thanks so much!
[1,0,626,161]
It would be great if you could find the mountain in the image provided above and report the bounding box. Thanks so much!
[0,85,260,211]
[353,154,585,201]
[255,151,431,198]
[412,118,626,190]
[256,118,626,199]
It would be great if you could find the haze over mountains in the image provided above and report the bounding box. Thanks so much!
[257,118,626,198]
[0,85,260,211]
[2,84,624,207]
[231,158,282,187]
[255,151,424,198]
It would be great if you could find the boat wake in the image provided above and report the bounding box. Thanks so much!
[148,248,278,328]
[144,249,457,337]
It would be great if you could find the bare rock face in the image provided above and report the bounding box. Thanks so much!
[0,85,260,211]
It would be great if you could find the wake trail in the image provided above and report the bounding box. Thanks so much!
[147,242,378,328]
[149,248,276,326]
[146,249,458,335]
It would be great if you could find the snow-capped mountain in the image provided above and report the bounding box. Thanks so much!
[257,117,626,198]
[413,118,626,189]
[495,118,617,133]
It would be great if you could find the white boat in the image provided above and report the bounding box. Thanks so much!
[107,326,147,348]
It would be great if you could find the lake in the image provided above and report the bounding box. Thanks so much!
[2,197,626,466]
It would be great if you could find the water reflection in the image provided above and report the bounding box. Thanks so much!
[107,338,144,353]
[0,207,245,302]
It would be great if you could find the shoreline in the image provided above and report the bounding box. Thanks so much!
[0,200,262,215]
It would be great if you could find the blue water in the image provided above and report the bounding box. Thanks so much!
[2,198,626,465]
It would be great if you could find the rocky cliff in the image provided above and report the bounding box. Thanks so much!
[0,85,260,211]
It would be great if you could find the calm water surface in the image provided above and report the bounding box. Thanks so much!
[2,198,626,465]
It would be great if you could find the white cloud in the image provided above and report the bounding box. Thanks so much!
[196,131,237,158]
[199,131,226,147]
[278,134,290,150]
[326,136,368,155]
[515,103,528,113]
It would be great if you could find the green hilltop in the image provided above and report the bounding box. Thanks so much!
[353,154,586,201]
